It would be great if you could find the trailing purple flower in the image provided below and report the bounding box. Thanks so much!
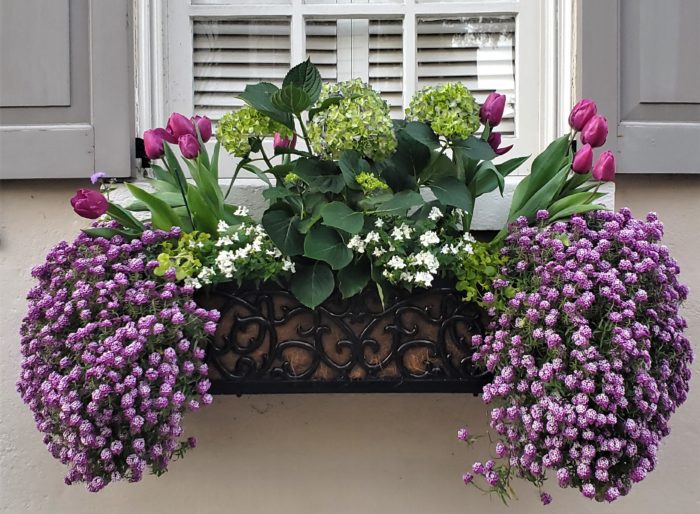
[17,223,219,491]
[464,209,692,503]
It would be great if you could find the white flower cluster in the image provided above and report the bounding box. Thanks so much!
[186,220,294,289]
[441,232,476,256]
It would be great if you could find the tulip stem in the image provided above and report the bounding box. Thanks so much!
[168,160,195,230]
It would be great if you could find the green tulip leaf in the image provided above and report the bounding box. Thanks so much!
[106,202,144,231]
[125,183,183,230]
[82,227,140,240]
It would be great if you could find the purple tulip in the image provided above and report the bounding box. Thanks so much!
[568,99,598,131]
[592,151,615,182]
[480,92,507,127]
[143,128,176,160]
[571,144,593,174]
[167,112,196,138]
[488,132,513,156]
[581,115,608,148]
[70,189,108,219]
[191,115,212,143]
[178,134,200,159]
[273,132,297,152]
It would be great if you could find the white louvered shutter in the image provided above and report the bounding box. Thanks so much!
[417,16,516,135]
[193,18,291,122]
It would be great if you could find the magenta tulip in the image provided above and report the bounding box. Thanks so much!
[178,134,200,159]
[487,132,513,156]
[273,132,297,152]
[581,115,608,148]
[571,144,593,174]
[592,150,616,182]
[480,92,507,127]
[568,99,597,131]
[70,189,108,219]
[167,112,196,138]
[192,115,212,142]
[143,128,177,159]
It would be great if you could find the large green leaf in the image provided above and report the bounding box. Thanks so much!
[150,179,180,194]
[473,161,506,197]
[126,183,183,230]
[496,155,529,178]
[549,203,607,222]
[548,191,606,218]
[186,185,219,235]
[162,144,189,194]
[290,261,335,309]
[526,135,570,198]
[429,176,474,213]
[372,190,424,216]
[403,122,440,150]
[271,85,312,114]
[508,174,530,219]
[338,150,368,190]
[321,201,365,234]
[377,128,429,191]
[239,82,294,129]
[453,136,497,161]
[283,59,322,104]
[82,227,140,240]
[303,225,353,270]
[263,186,293,203]
[210,141,221,181]
[106,202,144,231]
[511,165,571,222]
[338,259,370,299]
[294,158,345,193]
[151,164,179,189]
[261,208,304,255]
[421,152,458,183]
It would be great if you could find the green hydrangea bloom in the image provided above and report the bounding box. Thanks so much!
[284,172,301,185]
[405,83,481,140]
[307,80,397,161]
[355,172,389,194]
[217,106,293,157]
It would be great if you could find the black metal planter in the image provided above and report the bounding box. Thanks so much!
[196,282,490,395]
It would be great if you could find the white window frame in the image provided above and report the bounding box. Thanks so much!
[137,1,574,149]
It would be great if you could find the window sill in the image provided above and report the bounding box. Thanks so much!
[112,176,615,231]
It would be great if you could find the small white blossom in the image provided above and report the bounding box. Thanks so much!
[282,259,295,272]
[387,256,406,270]
[217,220,230,233]
[234,205,250,217]
[463,232,476,243]
[428,207,443,222]
[414,271,434,288]
[374,218,384,228]
[347,235,367,254]
[413,251,439,273]
[364,231,380,244]
[373,247,386,257]
[419,231,440,247]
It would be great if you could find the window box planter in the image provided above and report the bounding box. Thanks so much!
[196,281,490,394]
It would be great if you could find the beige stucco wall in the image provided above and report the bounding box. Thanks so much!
[1,177,699,514]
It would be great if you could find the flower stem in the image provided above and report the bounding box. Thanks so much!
[296,115,313,155]
[260,146,274,169]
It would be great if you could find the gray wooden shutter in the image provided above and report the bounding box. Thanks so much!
[579,0,700,174]
[0,0,133,179]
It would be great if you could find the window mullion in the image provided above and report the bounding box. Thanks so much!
[403,0,417,107]
[291,0,305,65]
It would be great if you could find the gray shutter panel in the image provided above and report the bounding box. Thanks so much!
[579,0,700,174]
[0,0,133,179]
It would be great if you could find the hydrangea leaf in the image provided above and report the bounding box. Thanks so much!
[303,225,353,270]
[321,202,365,235]
[271,85,312,115]
[429,176,474,213]
[238,82,294,129]
[372,190,424,216]
[283,59,322,105]
[338,150,369,190]
[261,208,304,256]
[402,121,440,150]
[453,136,497,161]
[290,261,335,308]
[338,259,371,299]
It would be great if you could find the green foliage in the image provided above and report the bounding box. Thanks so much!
[216,106,293,157]
[449,241,509,307]
[154,231,214,281]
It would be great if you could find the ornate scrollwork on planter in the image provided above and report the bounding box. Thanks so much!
[196,283,489,394]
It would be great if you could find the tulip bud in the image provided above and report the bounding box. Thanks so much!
[592,151,615,182]
[167,112,196,138]
[480,92,507,127]
[70,189,108,219]
[178,134,200,159]
[192,115,212,143]
[487,132,513,156]
[143,128,176,160]
[581,115,608,148]
[568,99,597,131]
[571,144,593,174]
[273,132,297,152]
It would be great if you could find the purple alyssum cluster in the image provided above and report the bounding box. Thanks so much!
[463,209,692,504]
[17,223,219,491]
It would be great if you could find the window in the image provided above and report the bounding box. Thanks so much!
[139,0,570,174]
